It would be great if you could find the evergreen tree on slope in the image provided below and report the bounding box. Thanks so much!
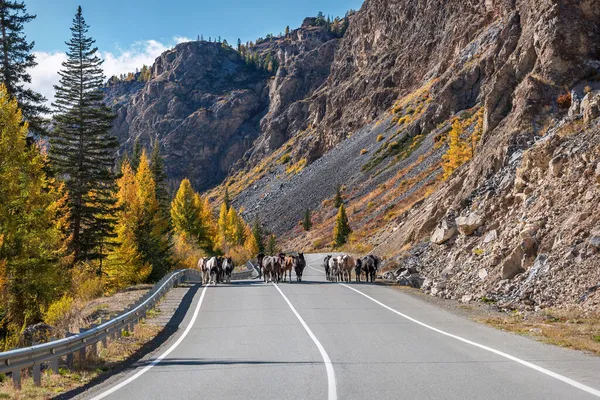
[50,6,118,265]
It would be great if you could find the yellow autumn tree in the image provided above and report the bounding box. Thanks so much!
[136,151,173,281]
[202,196,217,246]
[442,119,471,180]
[217,203,229,246]
[104,162,151,289]
[0,85,72,333]
[243,224,259,255]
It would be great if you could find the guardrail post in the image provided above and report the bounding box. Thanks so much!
[89,324,98,357]
[51,356,60,375]
[32,341,42,386]
[12,368,21,390]
[79,328,87,364]
[66,332,74,368]
[100,319,108,349]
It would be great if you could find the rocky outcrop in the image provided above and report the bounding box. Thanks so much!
[110,42,270,190]
[109,22,343,191]
[431,219,457,244]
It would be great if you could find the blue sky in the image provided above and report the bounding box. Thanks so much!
[25,0,363,105]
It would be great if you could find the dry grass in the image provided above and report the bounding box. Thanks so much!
[479,308,600,355]
[0,320,162,399]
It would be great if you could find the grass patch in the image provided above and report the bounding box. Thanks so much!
[362,133,425,172]
[480,309,600,355]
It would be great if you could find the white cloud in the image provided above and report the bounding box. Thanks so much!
[28,51,67,106]
[28,37,191,108]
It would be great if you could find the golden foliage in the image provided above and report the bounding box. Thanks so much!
[442,107,484,180]
[43,295,75,330]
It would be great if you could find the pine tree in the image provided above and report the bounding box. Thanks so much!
[0,85,71,331]
[285,25,290,37]
[252,216,265,253]
[267,234,278,255]
[135,151,172,281]
[131,137,142,171]
[333,204,351,247]
[50,6,118,265]
[0,1,49,134]
[237,38,241,52]
[302,208,312,231]
[333,185,343,208]
[150,141,170,220]
[223,187,231,210]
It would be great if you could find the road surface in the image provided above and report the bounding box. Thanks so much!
[82,254,600,400]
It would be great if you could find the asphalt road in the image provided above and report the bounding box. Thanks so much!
[82,254,600,400]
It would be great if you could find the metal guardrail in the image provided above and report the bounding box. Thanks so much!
[0,268,202,389]
[230,261,259,280]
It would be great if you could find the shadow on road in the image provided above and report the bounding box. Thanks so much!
[56,284,201,400]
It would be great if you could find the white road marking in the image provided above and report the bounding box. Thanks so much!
[308,265,324,273]
[90,284,210,400]
[273,283,337,400]
[341,283,600,398]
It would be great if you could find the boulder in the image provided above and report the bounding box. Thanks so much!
[456,213,484,236]
[595,162,600,184]
[478,268,489,280]
[500,246,525,280]
[548,155,566,177]
[431,220,457,244]
[568,91,582,118]
[461,294,473,303]
[483,230,497,244]
[582,92,600,124]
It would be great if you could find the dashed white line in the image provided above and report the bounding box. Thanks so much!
[340,283,600,398]
[273,283,337,400]
[90,284,210,400]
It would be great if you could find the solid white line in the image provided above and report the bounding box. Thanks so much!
[273,283,337,400]
[90,284,210,400]
[340,283,600,398]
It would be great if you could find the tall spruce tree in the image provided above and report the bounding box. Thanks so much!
[50,6,118,265]
[252,216,265,253]
[150,141,170,219]
[223,187,231,211]
[333,185,343,208]
[334,204,351,247]
[130,137,142,171]
[302,208,312,231]
[0,0,49,134]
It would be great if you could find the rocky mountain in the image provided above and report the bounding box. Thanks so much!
[107,0,600,310]
[107,19,343,190]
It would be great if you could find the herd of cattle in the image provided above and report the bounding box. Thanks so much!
[196,253,381,285]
